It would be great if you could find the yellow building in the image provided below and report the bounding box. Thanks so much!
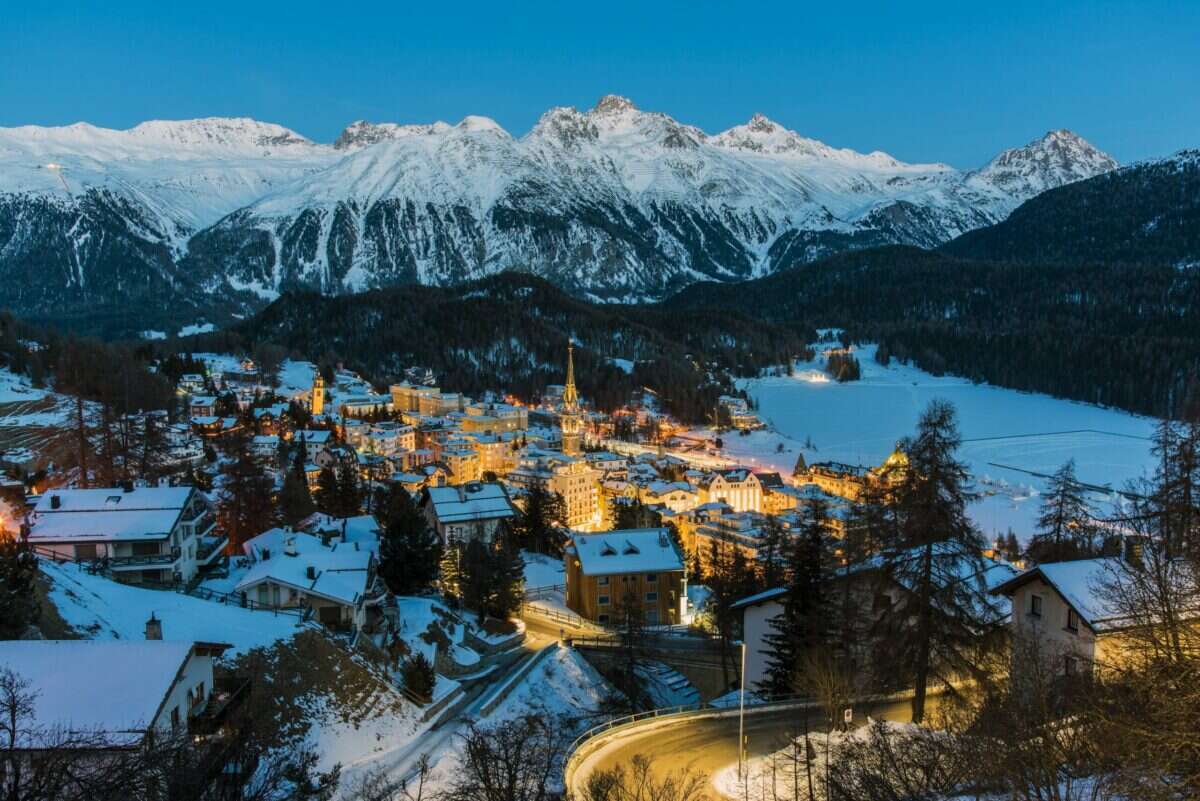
[507,449,601,531]
[564,528,686,625]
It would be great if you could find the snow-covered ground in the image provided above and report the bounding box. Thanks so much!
[709,345,1158,543]
[523,550,565,589]
[41,560,301,656]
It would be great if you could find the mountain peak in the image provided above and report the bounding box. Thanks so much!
[592,94,637,115]
[746,112,778,133]
[972,129,1117,197]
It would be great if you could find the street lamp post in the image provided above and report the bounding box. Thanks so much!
[737,640,747,782]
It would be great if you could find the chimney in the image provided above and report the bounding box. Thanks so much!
[284,538,298,557]
[50,495,61,510]
[306,565,316,581]
[122,480,134,493]
[145,612,162,641]
[341,520,348,543]
[261,547,271,560]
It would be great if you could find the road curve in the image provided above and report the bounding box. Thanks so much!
[567,696,926,800]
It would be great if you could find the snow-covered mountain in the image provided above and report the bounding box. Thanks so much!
[0,97,1117,326]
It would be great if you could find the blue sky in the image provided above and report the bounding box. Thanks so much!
[1,1,1196,167]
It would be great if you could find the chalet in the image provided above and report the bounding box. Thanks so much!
[191,416,241,439]
[249,435,279,461]
[564,528,686,625]
[0,639,231,746]
[189,396,217,417]
[27,485,226,585]
[178,373,206,394]
[235,528,377,630]
[421,482,516,545]
[989,554,1193,677]
[296,429,334,462]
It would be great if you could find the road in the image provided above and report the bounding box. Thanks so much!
[568,695,932,800]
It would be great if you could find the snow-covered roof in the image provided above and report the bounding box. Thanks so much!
[0,640,198,745]
[237,529,372,605]
[992,557,1131,630]
[424,483,515,524]
[28,487,194,543]
[732,586,788,610]
[298,429,333,444]
[34,486,192,514]
[568,528,684,576]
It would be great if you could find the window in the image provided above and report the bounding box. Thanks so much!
[170,706,180,730]
[598,595,610,606]
[645,573,658,583]
[645,592,658,602]
[1030,594,1043,618]
[1064,655,1078,677]
[1066,608,1079,633]
[598,614,610,624]
[598,576,609,586]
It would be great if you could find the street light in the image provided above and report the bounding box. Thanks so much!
[737,640,747,782]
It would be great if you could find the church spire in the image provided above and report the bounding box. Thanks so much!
[563,338,578,408]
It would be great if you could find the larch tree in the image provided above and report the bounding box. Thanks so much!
[1027,458,1097,563]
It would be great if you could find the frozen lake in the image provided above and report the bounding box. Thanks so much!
[719,345,1159,543]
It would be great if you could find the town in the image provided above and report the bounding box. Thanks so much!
[1,328,1196,801]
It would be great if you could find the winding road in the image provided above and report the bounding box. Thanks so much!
[568,695,935,799]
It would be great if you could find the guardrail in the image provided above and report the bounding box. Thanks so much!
[563,686,938,794]
[523,583,566,601]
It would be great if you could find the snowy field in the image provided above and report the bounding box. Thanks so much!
[523,550,566,589]
[42,560,302,655]
[713,345,1159,543]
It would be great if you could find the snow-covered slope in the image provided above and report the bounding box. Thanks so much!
[0,97,1117,322]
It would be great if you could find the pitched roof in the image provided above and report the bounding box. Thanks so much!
[424,483,515,524]
[0,640,197,746]
[28,487,194,543]
[732,586,788,610]
[237,529,372,605]
[992,557,1135,630]
[568,528,684,576]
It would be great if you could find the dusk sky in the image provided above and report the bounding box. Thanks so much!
[1,0,1196,167]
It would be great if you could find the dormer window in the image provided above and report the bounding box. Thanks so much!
[600,544,617,556]
[622,541,640,556]
[105,496,122,508]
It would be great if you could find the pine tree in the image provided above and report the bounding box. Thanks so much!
[1027,459,1096,563]
[0,531,40,639]
[758,499,829,696]
[279,466,316,528]
[512,484,567,555]
[315,466,339,515]
[757,516,790,590]
[376,485,440,595]
[875,400,991,723]
[439,537,464,604]
[336,462,362,517]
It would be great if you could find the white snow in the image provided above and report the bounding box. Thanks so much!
[0,640,196,743]
[713,345,1157,543]
[178,322,216,336]
[41,560,301,656]
[522,550,566,589]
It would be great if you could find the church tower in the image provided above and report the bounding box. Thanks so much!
[560,340,583,456]
[311,373,325,416]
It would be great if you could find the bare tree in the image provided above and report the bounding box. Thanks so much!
[579,754,709,801]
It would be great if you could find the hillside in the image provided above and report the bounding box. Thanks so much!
[942,150,1200,267]
[669,246,1200,418]
[187,272,809,422]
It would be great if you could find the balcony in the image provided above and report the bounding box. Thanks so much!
[197,535,229,566]
[108,546,182,570]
